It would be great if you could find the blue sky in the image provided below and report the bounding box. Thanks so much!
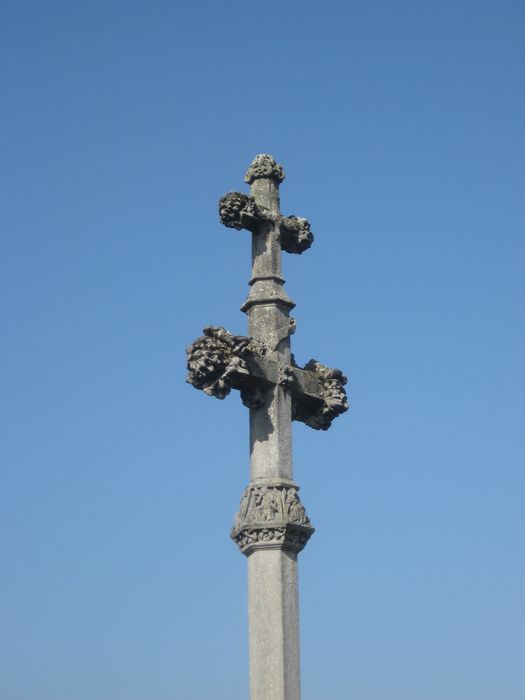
[1,1,524,698]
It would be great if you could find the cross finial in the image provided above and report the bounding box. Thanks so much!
[219,154,313,254]
[244,153,286,184]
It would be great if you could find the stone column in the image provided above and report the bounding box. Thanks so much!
[231,480,312,700]
[187,152,348,700]
[231,155,313,700]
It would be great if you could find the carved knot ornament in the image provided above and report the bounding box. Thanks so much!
[231,481,314,555]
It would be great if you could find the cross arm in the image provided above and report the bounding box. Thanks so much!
[218,191,314,254]
[186,326,349,430]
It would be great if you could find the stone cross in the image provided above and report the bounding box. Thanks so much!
[186,154,349,700]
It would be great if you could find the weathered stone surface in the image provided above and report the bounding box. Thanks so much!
[248,549,301,700]
[186,325,349,430]
[218,193,314,255]
[280,215,314,254]
[245,153,285,184]
[241,157,298,700]
[292,360,349,430]
[231,481,314,556]
[186,154,349,700]
[185,326,251,399]
[219,191,266,232]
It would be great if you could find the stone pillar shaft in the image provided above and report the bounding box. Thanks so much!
[245,171,293,483]
[248,550,300,700]
[244,159,301,700]
[187,153,349,700]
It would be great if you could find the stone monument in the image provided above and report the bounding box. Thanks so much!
[186,154,349,700]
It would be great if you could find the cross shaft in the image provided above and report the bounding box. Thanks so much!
[186,154,348,700]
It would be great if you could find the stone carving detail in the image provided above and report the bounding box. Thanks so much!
[280,216,314,254]
[244,154,285,184]
[187,326,349,430]
[240,384,267,410]
[186,326,251,400]
[219,195,313,256]
[272,318,296,350]
[219,192,267,232]
[233,526,312,554]
[278,364,294,387]
[293,360,349,431]
[231,483,314,555]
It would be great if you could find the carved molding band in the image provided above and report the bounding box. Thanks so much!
[292,360,349,431]
[231,482,314,555]
[244,154,285,184]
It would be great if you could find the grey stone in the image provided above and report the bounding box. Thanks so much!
[244,153,286,184]
[186,326,349,430]
[231,480,314,556]
[185,154,349,699]
[248,549,301,700]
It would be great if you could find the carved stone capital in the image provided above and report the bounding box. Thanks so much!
[231,481,314,555]
[244,154,285,185]
[292,360,349,430]
[280,216,314,254]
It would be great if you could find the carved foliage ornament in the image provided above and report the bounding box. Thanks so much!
[219,192,265,233]
[244,154,285,184]
[219,193,314,254]
[293,360,349,431]
[280,215,314,254]
[231,483,314,555]
[186,326,349,430]
[185,326,251,400]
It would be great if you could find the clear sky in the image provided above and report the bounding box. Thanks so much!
[1,1,524,699]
